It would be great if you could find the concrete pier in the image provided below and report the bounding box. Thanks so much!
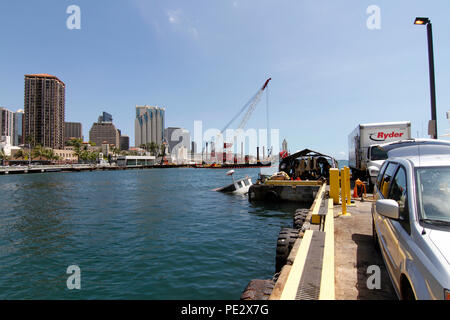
[266,189,397,300]
[333,198,396,300]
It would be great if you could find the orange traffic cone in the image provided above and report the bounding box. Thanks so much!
[353,179,360,198]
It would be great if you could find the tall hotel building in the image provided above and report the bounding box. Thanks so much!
[0,108,25,146]
[135,106,165,147]
[24,74,65,149]
[0,107,14,139]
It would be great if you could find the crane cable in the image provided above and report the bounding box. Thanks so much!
[221,78,271,134]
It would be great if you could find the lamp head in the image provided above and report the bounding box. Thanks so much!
[414,17,430,25]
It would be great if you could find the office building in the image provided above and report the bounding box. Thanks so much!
[135,105,165,147]
[120,135,129,151]
[89,113,120,147]
[0,107,14,140]
[98,111,113,123]
[24,74,65,149]
[13,109,24,146]
[64,122,83,142]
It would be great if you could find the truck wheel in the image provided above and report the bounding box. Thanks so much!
[293,209,309,229]
[240,279,274,300]
[276,228,299,273]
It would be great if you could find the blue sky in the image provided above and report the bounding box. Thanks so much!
[1,1,450,159]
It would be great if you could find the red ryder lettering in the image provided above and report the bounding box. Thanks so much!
[377,132,404,140]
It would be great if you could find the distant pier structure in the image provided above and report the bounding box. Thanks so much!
[282,139,288,152]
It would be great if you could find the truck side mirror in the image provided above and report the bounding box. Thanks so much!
[376,199,400,220]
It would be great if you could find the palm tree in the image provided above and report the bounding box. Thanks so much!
[0,149,9,166]
[79,150,90,163]
[32,145,45,161]
[14,149,27,160]
[74,146,82,163]
[25,135,36,149]
[111,147,120,156]
[159,143,167,165]
[43,148,57,163]
[65,138,82,147]
[88,152,98,163]
[149,142,158,156]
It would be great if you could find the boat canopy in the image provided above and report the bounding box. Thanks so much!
[278,148,338,180]
[280,149,338,168]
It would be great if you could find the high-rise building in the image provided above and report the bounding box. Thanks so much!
[98,112,113,123]
[13,109,24,146]
[0,107,14,140]
[64,122,83,142]
[120,135,129,151]
[89,113,120,147]
[24,74,65,149]
[135,105,165,147]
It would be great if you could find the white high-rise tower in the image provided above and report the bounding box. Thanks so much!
[135,105,165,147]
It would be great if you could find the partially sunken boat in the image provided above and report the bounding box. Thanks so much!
[248,149,338,203]
[214,170,253,195]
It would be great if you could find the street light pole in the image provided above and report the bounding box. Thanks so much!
[426,22,438,139]
[415,17,438,139]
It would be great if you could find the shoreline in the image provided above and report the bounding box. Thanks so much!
[0,162,272,175]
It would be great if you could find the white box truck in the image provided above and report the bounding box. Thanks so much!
[348,121,411,188]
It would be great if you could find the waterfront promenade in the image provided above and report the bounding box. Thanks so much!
[0,162,272,175]
[0,163,192,175]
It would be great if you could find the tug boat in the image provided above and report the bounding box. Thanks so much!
[213,170,253,194]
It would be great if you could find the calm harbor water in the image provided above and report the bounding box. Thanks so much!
[0,168,305,299]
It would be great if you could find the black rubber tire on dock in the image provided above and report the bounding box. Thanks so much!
[275,228,300,273]
[240,279,275,300]
[293,209,309,230]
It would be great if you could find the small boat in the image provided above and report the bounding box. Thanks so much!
[213,170,253,194]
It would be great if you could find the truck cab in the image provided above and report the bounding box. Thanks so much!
[367,145,389,186]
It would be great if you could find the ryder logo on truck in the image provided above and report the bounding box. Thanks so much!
[369,131,404,142]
